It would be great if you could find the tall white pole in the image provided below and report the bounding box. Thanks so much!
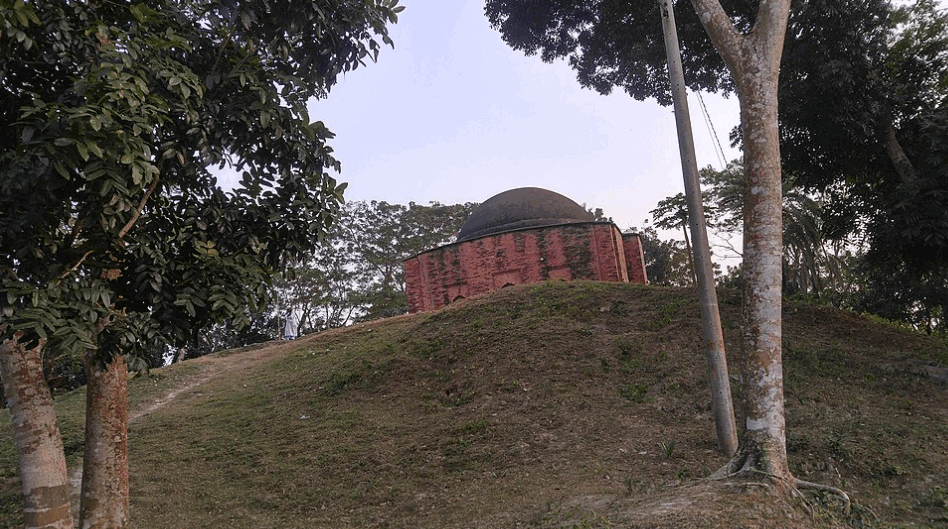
[658,0,738,456]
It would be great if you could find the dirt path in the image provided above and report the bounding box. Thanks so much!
[129,346,272,421]
[66,341,293,516]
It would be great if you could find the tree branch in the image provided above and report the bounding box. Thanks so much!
[211,32,233,76]
[710,232,743,259]
[55,164,159,283]
[117,171,160,240]
[688,0,791,76]
[687,0,746,73]
[56,250,94,282]
[749,0,792,70]
[885,123,918,185]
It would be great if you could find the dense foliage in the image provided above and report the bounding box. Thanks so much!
[0,0,402,525]
[0,0,402,364]
[776,0,948,331]
[484,0,756,104]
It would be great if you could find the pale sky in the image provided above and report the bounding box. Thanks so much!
[302,0,743,234]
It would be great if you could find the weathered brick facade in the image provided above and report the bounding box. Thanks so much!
[404,222,648,313]
[622,233,648,284]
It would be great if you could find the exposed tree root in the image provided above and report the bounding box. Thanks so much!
[708,459,853,518]
[791,476,851,515]
[707,439,764,480]
[708,439,852,518]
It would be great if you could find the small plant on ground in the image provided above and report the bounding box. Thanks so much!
[619,382,649,403]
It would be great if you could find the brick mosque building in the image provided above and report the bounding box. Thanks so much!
[403,187,648,313]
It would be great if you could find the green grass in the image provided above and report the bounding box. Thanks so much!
[2,283,948,528]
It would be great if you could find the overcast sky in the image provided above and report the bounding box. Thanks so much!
[295,0,743,235]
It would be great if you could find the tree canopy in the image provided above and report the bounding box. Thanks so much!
[501,0,948,332]
[0,0,402,526]
[1,0,402,355]
[777,0,948,330]
[484,0,755,105]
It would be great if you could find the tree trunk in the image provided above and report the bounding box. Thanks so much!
[0,336,75,529]
[299,306,311,335]
[689,0,792,478]
[78,353,129,529]
[732,61,790,479]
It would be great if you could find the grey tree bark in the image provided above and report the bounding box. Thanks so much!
[885,123,918,185]
[688,0,792,476]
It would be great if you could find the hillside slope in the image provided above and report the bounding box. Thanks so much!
[2,282,947,528]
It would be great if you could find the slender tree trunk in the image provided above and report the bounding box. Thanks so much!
[78,353,129,529]
[299,306,311,335]
[735,73,790,477]
[689,0,793,478]
[0,336,74,529]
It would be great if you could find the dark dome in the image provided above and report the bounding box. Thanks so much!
[456,187,595,242]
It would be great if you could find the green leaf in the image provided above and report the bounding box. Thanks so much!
[53,161,69,178]
[14,8,28,26]
[131,162,143,184]
[129,4,147,23]
[87,141,103,159]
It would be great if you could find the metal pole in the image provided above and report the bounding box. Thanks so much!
[657,0,739,456]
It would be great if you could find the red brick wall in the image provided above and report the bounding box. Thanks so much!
[622,233,648,284]
[404,222,646,313]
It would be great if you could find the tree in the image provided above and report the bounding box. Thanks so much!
[167,199,478,359]
[343,200,478,320]
[280,241,363,332]
[776,0,948,330]
[0,1,402,527]
[691,162,854,298]
[486,0,809,483]
[271,200,478,331]
[779,0,946,189]
[651,192,701,284]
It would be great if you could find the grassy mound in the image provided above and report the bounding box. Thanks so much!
[2,282,947,528]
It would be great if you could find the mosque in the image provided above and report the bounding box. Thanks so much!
[403,187,648,314]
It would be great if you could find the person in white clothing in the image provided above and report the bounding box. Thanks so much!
[283,312,299,340]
